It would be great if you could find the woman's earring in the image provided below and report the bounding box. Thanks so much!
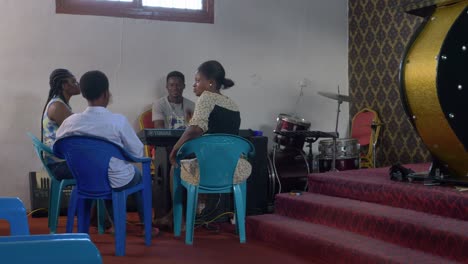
[209,83,212,87]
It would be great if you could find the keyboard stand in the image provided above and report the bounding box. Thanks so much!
[152,146,173,220]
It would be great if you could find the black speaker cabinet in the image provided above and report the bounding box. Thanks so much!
[245,136,270,215]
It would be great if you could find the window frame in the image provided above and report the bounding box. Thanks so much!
[55,0,214,24]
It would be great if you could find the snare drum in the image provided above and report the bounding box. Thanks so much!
[273,114,311,150]
[318,138,360,172]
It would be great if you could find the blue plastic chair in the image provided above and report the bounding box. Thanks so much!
[173,134,255,245]
[0,233,90,242]
[53,135,153,256]
[0,197,30,235]
[27,132,80,234]
[0,234,102,264]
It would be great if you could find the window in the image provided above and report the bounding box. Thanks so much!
[56,0,214,23]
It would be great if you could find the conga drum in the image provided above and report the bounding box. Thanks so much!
[318,138,360,172]
[273,114,311,150]
[401,1,468,182]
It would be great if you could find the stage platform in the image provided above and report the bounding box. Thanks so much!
[247,164,468,263]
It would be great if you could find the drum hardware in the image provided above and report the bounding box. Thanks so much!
[274,130,339,174]
[318,85,352,171]
[270,144,310,194]
[270,144,283,194]
[318,138,360,172]
[273,113,311,150]
[271,130,339,193]
[272,111,341,192]
[370,121,385,168]
[271,113,311,193]
[266,154,277,201]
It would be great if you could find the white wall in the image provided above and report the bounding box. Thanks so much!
[0,0,348,207]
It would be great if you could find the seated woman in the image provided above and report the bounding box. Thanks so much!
[42,68,80,180]
[169,60,251,186]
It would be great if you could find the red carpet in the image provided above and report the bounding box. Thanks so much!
[308,163,468,221]
[247,164,468,263]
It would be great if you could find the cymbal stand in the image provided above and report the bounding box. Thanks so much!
[371,121,378,168]
[331,86,342,172]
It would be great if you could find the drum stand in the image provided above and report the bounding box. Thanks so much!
[318,85,351,172]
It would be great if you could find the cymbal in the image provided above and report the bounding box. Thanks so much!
[318,91,353,103]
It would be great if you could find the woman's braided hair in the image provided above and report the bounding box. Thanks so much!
[41,69,74,142]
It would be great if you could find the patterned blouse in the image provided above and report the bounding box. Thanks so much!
[181,91,251,185]
[189,91,240,134]
[42,97,71,163]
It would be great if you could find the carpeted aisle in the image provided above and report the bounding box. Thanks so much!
[0,214,312,264]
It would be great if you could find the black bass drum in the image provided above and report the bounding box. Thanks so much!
[268,148,309,194]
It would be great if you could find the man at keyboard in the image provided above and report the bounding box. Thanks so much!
[151,71,194,230]
[152,71,195,129]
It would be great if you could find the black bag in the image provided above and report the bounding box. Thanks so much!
[389,163,415,182]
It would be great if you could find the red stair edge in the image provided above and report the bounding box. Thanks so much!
[307,171,468,221]
[246,214,458,264]
[273,193,468,263]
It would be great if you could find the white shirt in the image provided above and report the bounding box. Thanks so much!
[56,106,144,188]
[152,96,195,129]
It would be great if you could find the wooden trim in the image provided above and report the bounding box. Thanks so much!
[56,0,214,24]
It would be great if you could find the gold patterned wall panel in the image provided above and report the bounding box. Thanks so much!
[349,0,431,166]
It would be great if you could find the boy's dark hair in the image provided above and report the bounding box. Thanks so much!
[80,70,109,101]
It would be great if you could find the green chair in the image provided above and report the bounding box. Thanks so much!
[173,134,255,245]
[28,132,79,234]
[28,133,107,234]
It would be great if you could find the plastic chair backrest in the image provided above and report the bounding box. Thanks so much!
[53,136,129,198]
[0,238,103,264]
[27,132,57,178]
[0,197,30,235]
[0,233,90,242]
[177,134,255,188]
[351,109,377,147]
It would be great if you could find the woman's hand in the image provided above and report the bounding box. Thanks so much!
[185,110,193,123]
[170,125,203,166]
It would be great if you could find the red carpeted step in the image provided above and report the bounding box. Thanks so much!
[307,164,468,221]
[274,193,468,263]
[246,214,458,264]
